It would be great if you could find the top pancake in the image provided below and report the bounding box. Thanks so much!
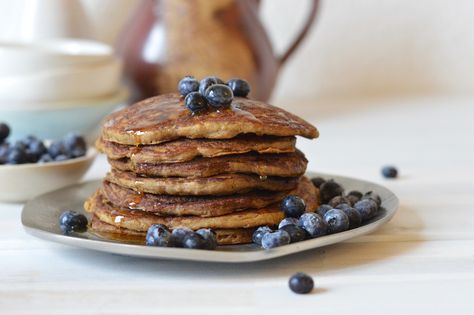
[101,94,319,145]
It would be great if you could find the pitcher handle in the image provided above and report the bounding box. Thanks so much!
[277,0,319,66]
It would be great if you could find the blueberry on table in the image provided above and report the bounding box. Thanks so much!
[204,84,233,108]
[289,272,314,294]
[169,227,194,247]
[185,92,208,113]
[362,191,382,207]
[310,177,326,188]
[298,212,327,238]
[178,76,200,96]
[316,204,332,217]
[382,166,398,178]
[63,132,87,158]
[252,226,273,245]
[278,217,299,229]
[0,122,10,143]
[227,79,250,97]
[182,232,207,249]
[199,76,219,95]
[280,225,307,243]
[324,209,350,234]
[319,179,344,204]
[146,224,171,247]
[196,228,218,250]
[59,210,88,233]
[280,195,306,218]
[354,199,379,221]
[261,230,290,249]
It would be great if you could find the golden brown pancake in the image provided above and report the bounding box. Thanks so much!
[106,169,299,196]
[107,150,307,178]
[90,216,254,245]
[96,135,296,164]
[84,178,318,232]
[101,94,318,145]
[101,176,317,217]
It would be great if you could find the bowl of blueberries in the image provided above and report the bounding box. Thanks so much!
[0,122,96,202]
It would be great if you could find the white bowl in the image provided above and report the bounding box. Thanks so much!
[0,39,114,76]
[0,148,96,202]
[0,87,128,142]
[0,58,122,102]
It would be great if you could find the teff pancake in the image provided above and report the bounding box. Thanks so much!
[101,94,318,145]
[106,169,299,196]
[101,177,317,217]
[96,135,296,164]
[107,150,307,178]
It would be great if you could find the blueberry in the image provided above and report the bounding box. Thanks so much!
[38,154,53,163]
[261,230,290,249]
[48,140,66,158]
[280,195,306,218]
[278,217,299,229]
[182,232,207,249]
[28,139,47,158]
[310,177,326,188]
[196,228,218,250]
[280,225,307,243]
[63,132,87,158]
[54,154,69,162]
[177,76,199,96]
[328,196,351,208]
[334,203,351,211]
[146,224,171,247]
[339,206,362,229]
[226,79,250,97]
[362,191,382,207]
[324,209,350,234]
[184,92,208,113]
[0,143,9,164]
[298,213,327,238]
[347,190,363,199]
[252,226,273,245]
[169,227,194,247]
[289,272,314,294]
[316,204,332,217]
[354,199,379,221]
[319,179,344,204]
[382,166,398,178]
[6,148,28,164]
[199,76,219,95]
[204,84,233,108]
[0,123,10,143]
[59,210,88,233]
[11,140,27,151]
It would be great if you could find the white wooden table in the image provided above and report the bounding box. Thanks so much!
[1,97,474,314]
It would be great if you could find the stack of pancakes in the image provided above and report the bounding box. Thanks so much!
[85,94,320,245]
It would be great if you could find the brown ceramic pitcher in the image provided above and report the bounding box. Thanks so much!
[118,0,319,101]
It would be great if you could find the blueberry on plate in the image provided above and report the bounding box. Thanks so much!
[278,217,299,229]
[169,227,194,247]
[0,143,9,164]
[347,190,363,199]
[310,177,326,188]
[196,228,218,250]
[289,272,314,294]
[59,210,88,233]
[298,212,327,238]
[204,84,233,108]
[63,132,87,158]
[382,165,398,178]
[54,154,69,162]
[280,195,306,218]
[185,92,208,113]
[316,204,332,217]
[6,148,28,164]
[339,206,362,229]
[328,195,351,208]
[226,79,250,97]
[252,226,272,245]
[0,122,10,143]
[38,154,53,163]
[354,199,379,221]
[178,76,200,96]
[199,76,219,95]
[261,230,291,249]
[324,209,350,234]
[48,140,67,158]
[280,225,307,243]
[362,191,382,207]
[319,179,344,204]
[145,224,171,247]
[27,139,47,158]
[182,232,207,249]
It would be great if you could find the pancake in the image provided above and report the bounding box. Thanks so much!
[106,169,299,196]
[101,176,317,217]
[107,150,307,178]
[96,135,296,164]
[101,94,318,145]
[90,216,255,245]
[84,178,318,231]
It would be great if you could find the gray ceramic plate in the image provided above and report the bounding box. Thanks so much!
[21,172,399,263]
